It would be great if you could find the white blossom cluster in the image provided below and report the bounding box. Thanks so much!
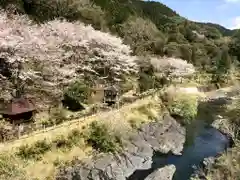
[0,9,138,102]
[150,56,195,78]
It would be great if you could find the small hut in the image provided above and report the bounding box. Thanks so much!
[103,85,119,106]
[0,97,36,124]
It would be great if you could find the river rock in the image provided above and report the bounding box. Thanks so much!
[144,165,176,180]
[211,118,232,136]
[190,157,216,180]
[56,115,185,180]
[202,157,216,170]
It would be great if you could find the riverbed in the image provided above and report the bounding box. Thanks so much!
[127,125,231,180]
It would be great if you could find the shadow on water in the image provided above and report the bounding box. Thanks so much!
[127,97,233,180]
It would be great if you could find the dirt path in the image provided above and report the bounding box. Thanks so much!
[0,96,154,152]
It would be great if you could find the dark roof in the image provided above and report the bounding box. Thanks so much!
[1,97,36,115]
[104,85,118,93]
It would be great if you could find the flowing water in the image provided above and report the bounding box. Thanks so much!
[128,89,236,180]
[127,125,231,180]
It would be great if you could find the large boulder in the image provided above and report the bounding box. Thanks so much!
[56,115,185,180]
[144,165,176,180]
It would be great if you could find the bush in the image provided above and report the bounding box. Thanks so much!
[53,135,73,149]
[119,78,135,94]
[86,121,122,153]
[205,143,240,180]
[39,118,55,128]
[164,92,198,125]
[0,154,26,180]
[223,98,240,136]
[137,59,155,93]
[135,103,159,120]
[63,80,90,111]
[53,129,84,150]
[164,42,181,57]
[0,120,14,142]
[16,139,51,160]
[67,129,84,145]
[49,107,67,125]
[128,116,145,129]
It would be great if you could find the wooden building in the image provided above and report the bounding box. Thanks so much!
[103,85,119,106]
[0,97,36,124]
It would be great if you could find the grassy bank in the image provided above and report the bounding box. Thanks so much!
[205,142,240,180]
[0,94,163,180]
[194,95,240,180]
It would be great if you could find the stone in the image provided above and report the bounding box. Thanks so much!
[202,157,215,170]
[144,165,176,180]
[94,155,114,170]
[56,116,185,180]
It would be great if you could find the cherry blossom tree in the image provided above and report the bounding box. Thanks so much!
[150,56,195,78]
[0,9,138,105]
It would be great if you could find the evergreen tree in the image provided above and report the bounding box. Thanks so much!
[211,46,232,84]
[229,30,240,61]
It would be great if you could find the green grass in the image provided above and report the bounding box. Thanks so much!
[203,97,240,179]
[16,129,85,160]
[205,142,240,180]
[0,154,27,180]
[0,96,162,179]
[16,139,52,160]
[164,92,198,125]
[85,121,122,153]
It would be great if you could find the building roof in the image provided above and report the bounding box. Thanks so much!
[104,85,119,93]
[0,97,36,115]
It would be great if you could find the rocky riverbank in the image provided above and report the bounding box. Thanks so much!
[56,114,185,180]
[56,87,239,180]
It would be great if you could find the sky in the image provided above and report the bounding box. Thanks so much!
[156,0,240,29]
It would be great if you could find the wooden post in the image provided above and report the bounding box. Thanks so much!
[78,114,81,126]
[18,124,21,139]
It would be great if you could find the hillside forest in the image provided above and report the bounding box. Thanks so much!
[0,0,240,180]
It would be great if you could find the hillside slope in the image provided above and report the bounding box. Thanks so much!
[1,0,238,69]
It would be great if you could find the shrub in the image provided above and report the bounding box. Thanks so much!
[63,80,90,111]
[39,118,55,127]
[137,59,155,93]
[67,129,84,145]
[138,72,155,93]
[53,129,84,150]
[223,98,240,136]
[164,42,181,57]
[16,139,51,160]
[135,103,159,120]
[128,116,145,129]
[164,92,198,125]
[0,154,26,180]
[119,78,135,94]
[128,100,161,129]
[49,107,67,125]
[205,143,240,180]
[86,121,122,153]
[0,120,14,142]
[53,158,66,167]
[53,135,73,149]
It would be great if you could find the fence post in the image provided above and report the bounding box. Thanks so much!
[79,115,81,127]
[17,124,21,139]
